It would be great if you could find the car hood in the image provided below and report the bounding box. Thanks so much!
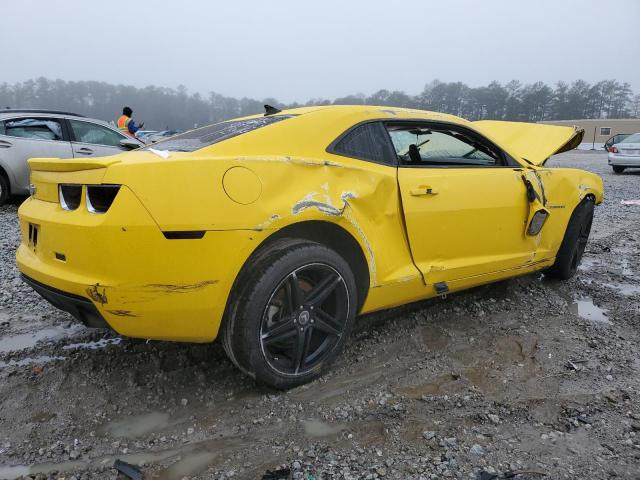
[472,120,584,166]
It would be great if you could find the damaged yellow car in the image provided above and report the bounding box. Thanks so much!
[16,105,603,388]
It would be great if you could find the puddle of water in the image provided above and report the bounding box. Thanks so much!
[0,465,29,479]
[578,257,600,271]
[103,412,171,438]
[0,325,82,354]
[399,373,462,398]
[0,355,65,368]
[62,337,121,350]
[302,419,345,438]
[421,324,449,350]
[30,412,57,423]
[156,450,218,480]
[0,433,265,480]
[604,282,640,296]
[573,298,610,324]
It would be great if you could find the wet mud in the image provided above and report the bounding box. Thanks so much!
[0,152,639,479]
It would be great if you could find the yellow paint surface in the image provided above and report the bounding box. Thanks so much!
[17,106,603,342]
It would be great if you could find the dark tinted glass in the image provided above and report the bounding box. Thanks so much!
[332,122,394,164]
[145,115,292,152]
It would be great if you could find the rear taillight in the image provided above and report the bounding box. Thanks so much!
[611,146,619,153]
[59,184,82,211]
[86,185,120,214]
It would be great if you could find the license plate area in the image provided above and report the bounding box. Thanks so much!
[28,223,39,250]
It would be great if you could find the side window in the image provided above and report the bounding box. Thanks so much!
[70,120,125,147]
[4,117,64,141]
[331,122,395,165]
[386,124,502,167]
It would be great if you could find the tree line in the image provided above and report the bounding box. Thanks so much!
[0,77,637,131]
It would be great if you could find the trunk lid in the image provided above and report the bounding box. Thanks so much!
[617,143,640,156]
[472,121,584,166]
[28,157,123,203]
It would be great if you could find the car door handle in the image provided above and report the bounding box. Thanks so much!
[410,186,438,196]
[75,147,94,155]
[0,139,12,148]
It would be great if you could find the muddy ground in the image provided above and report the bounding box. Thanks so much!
[0,151,639,480]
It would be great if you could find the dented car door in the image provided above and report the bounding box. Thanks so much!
[390,122,542,285]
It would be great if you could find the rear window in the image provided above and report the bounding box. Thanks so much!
[145,115,293,152]
[621,133,640,144]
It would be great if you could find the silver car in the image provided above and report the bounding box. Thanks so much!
[608,132,640,174]
[0,109,143,205]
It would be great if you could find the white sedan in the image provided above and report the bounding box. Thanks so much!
[608,132,640,173]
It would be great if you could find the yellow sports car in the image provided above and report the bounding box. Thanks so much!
[16,105,603,388]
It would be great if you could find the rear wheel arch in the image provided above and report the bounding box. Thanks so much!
[228,220,370,316]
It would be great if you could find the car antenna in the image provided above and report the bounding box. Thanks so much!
[264,104,282,116]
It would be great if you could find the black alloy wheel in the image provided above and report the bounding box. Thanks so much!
[260,263,349,376]
[221,240,358,389]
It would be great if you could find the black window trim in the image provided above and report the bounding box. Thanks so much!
[385,119,521,169]
[1,115,70,143]
[327,118,521,169]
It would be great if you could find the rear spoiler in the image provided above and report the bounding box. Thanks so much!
[28,157,120,172]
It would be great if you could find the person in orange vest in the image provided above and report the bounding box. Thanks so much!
[117,106,144,137]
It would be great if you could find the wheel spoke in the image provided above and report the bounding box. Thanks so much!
[286,273,305,312]
[293,327,312,373]
[315,308,343,334]
[262,318,297,345]
[313,314,342,336]
[261,262,350,377]
[306,273,342,306]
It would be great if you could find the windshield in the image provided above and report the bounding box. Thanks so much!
[144,115,293,152]
[620,132,640,144]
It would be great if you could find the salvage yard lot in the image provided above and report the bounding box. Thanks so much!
[0,151,639,479]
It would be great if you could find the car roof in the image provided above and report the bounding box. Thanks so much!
[0,109,85,118]
[235,104,469,125]
[0,110,124,132]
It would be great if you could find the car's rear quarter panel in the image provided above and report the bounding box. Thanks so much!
[17,183,270,341]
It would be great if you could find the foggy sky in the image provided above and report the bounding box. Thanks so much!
[3,0,639,103]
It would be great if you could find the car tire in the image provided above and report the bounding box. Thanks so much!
[612,166,625,174]
[0,175,9,206]
[221,239,358,389]
[544,197,594,280]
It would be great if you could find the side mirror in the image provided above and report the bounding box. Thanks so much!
[120,138,141,150]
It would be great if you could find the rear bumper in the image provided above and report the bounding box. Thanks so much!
[21,274,109,328]
[16,190,268,342]
[608,153,640,166]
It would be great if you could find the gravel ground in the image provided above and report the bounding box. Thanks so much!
[0,151,639,480]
